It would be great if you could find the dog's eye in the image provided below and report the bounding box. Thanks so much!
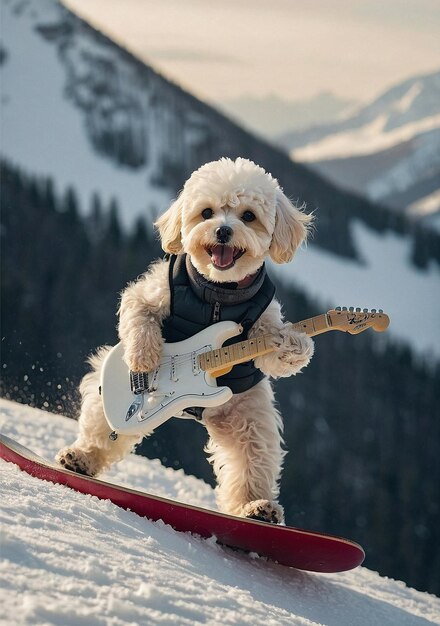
[201,208,214,220]
[242,210,256,223]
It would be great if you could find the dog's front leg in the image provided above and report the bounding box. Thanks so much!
[118,265,170,373]
[259,322,314,377]
[251,300,314,378]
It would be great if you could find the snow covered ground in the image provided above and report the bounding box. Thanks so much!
[1,398,439,626]
[271,220,440,361]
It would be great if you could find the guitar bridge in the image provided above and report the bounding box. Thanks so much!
[130,371,148,395]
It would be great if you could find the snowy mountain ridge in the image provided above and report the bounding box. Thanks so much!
[0,0,176,227]
[277,71,440,221]
[280,70,440,155]
[292,112,440,162]
[1,398,440,626]
[218,91,357,138]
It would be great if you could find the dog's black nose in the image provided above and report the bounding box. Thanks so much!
[216,225,233,244]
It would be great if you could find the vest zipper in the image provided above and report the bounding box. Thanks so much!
[212,301,221,323]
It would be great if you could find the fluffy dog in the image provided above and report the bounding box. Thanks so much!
[56,157,314,524]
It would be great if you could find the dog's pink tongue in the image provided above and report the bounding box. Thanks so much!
[211,245,234,268]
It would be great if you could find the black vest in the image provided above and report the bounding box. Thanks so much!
[161,254,275,394]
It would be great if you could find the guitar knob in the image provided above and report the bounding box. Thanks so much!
[147,395,159,408]
[335,306,341,311]
[356,307,361,312]
[379,309,383,313]
[363,308,368,313]
[342,306,347,311]
[349,306,354,312]
[371,309,377,313]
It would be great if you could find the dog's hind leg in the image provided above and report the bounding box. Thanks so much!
[56,348,142,476]
[204,378,286,524]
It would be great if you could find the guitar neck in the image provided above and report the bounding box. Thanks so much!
[199,313,331,375]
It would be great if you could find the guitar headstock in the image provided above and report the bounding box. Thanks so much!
[327,307,390,335]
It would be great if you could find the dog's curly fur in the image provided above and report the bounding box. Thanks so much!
[57,157,314,524]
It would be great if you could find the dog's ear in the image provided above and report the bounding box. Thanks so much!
[154,195,183,254]
[269,190,313,264]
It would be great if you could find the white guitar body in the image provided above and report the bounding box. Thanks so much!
[101,321,243,437]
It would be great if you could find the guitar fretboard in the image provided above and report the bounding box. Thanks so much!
[198,313,330,375]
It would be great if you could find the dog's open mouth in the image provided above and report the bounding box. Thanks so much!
[206,245,245,270]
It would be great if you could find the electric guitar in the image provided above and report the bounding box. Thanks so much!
[101,307,390,438]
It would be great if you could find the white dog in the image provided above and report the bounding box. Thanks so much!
[57,157,314,524]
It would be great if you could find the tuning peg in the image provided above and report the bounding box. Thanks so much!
[335,306,341,311]
[371,309,377,313]
[379,309,383,313]
[363,308,368,313]
[342,306,347,311]
[356,307,361,312]
[349,306,354,312]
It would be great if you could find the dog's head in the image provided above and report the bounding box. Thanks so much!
[155,157,312,282]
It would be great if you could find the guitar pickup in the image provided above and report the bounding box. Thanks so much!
[170,356,178,382]
[191,351,200,375]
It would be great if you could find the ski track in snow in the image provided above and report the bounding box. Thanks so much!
[1,398,439,626]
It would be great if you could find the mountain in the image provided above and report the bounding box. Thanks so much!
[277,71,440,226]
[218,91,356,138]
[1,0,438,262]
[1,0,439,355]
[2,398,440,626]
[1,0,440,598]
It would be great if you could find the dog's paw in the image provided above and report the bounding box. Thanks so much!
[273,326,314,372]
[56,447,99,477]
[242,500,285,525]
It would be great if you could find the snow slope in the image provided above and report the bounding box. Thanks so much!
[271,220,440,361]
[0,0,175,226]
[1,398,439,626]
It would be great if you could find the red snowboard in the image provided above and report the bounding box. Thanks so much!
[0,433,364,573]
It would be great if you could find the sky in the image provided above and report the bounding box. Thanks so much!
[63,0,440,107]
